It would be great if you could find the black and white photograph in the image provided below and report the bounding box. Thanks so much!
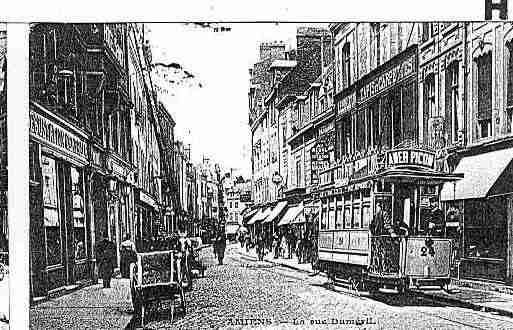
[20,19,513,329]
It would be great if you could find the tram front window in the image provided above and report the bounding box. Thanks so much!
[370,201,392,235]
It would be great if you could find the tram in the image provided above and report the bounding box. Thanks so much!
[315,146,463,293]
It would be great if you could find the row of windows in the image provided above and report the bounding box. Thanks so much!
[320,190,372,231]
[335,80,417,159]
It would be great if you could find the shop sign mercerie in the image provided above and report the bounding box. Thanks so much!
[386,149,435,169]
[359,50,416,103]
[30,111,88,162]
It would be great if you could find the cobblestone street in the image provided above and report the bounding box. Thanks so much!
[132,244,513,329]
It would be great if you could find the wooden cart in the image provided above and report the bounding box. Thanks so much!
[129,250,187,327]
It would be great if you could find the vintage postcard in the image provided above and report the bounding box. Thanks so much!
[0,0,510,329]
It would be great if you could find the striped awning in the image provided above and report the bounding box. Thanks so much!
[243,208,259,220]
[263,201,288,223]
[277,204,303,226]
[247,207,271,225]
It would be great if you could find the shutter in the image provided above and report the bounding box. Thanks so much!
[477,53,492,120]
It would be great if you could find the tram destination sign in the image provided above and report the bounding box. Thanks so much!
[386,149,435,169]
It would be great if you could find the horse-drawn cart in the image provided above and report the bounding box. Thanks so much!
[129,250,187,327]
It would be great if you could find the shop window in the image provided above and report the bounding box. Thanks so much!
[446,62,460,143]
[464,199,507,259]
[41,155,62,266]
[476,52,493,139]
[71,167,86,260]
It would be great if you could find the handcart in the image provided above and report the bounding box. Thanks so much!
[129,250,187,327]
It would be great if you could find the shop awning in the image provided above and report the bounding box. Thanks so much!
[440,148,513,201]
[247,207,271,225]
[246,208,262,225]
[243,208,259,220]
[263,201,288,223]
[277,204,303,226]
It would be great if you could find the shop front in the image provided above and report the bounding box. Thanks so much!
[441,146,513,283]
[104,156,134,267]
[135,188,160,251]
[29,106,92,297]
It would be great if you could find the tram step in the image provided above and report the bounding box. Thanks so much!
[332,277,353,289]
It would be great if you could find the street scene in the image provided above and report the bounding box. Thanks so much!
[28,22,513,329]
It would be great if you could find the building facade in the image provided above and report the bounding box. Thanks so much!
[28,23,176,299]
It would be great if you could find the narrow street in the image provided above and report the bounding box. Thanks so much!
[134,245,513,329]
[29,243,513,329]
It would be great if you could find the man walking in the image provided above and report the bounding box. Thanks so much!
[95,233,117,288]
[213,231,227,265]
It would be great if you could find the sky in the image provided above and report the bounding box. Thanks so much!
[146,23,327,178]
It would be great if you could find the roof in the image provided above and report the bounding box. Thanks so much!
[440,147,513,201]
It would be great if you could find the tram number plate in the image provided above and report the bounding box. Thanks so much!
[404,238,451,277]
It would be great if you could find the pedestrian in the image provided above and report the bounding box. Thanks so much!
[288,230,296,259]
[256,233,265,261]
[213,231,227,265]
[296,233,304,263]
[95,233,117,288]
[238,232,245,249]
[120,234,137,278]
[245,232,251,253]
[272,233,280,259]
[280,233,288,258]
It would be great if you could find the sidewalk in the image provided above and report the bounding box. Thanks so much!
[235,246,513,318]
[30,278,133,330]
[234,245,318,275]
